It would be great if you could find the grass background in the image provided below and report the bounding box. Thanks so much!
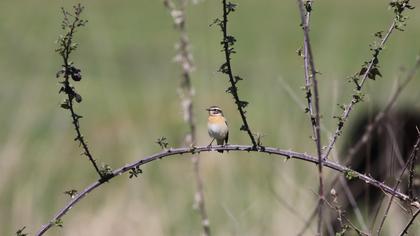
[1,0,420,235]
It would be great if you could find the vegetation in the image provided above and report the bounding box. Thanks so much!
[1,0,420,235]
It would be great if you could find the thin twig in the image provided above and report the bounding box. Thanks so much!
[377,130,420,235]
[217,0,257,146]
[408,152,418,200]
[323,20,396,160]
[36,144,413,235]
[369,194,385,233]
[324,0,416,159]
[324,192,369,236]
[296,204,318,236]
[55,4,103,179]
[164,0,211,235]
[399,208,420,236]
[345,56,420,163]
[297,1,324,234]
[338,176,369,231]
[327,56,420,227]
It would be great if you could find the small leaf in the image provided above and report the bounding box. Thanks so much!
[156,136,169,149]
[225,86,234,94]
[99,164,114,178]
[64,189,78,198]
[226,2,237,14]
[237,100,248,108]
[234,75,243,82]
[16,226,27,236]
[129,166,143,179]
[60,100,70,109]
[344,169,358,180]
[218,62,229,74]
[74,93,82,103]
[54,218,64,228]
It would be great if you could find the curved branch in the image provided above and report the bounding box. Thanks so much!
[35,144,413,235]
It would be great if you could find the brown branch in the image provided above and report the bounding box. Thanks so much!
[217,0,257,146]
[35,144,413,235]
[377,130,420,234]
[399,208,420,236]
[297,1,324,234]
[164,0,211,235]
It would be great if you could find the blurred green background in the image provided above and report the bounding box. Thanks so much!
[1,0,420,235]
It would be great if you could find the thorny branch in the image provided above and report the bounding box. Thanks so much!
[213,0,258,147]
[326,56,420,228]
[377,130,420,235]
[323,0,414,160]
[36,144,415,236]
[297,0,324,234]
[163,0,211,235]
[55,4,104,179]
[326,189,369,236]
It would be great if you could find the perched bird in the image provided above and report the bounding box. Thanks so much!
[206,106,229,153]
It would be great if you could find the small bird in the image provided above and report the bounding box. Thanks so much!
[207,106,229,153]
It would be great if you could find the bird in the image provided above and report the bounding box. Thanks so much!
[206,106,229,153]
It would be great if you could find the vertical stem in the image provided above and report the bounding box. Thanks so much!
[164,0,211,235]
[297,0,324,234]
[220,0,257,147]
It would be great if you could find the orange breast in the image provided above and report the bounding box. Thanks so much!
[208,115,226,124]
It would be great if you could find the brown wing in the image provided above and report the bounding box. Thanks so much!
[224,120,229,144]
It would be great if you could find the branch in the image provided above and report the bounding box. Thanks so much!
[345,55,420,164]
[35,144,414,235]
[297,1,324,234]
[323,0,414,160]
[399,208,420,236]
[55,4,103,179]
[377,130,420,234]
[164,0,211,235]
[325,190,369,236]
[215,0,257,146]
[296,204,318,236]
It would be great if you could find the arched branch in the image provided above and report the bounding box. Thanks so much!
[36,144,414,235]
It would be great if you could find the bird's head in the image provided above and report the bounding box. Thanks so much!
[206,106,224,116]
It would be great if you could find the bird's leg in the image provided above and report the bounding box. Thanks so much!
[207,138,215,148]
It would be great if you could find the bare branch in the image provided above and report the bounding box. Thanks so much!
[399,208,420,236]
[297,0,324,234]
[377,131,420,234]
[36,144,413,236]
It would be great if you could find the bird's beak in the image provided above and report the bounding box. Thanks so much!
[205,108,210,111]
